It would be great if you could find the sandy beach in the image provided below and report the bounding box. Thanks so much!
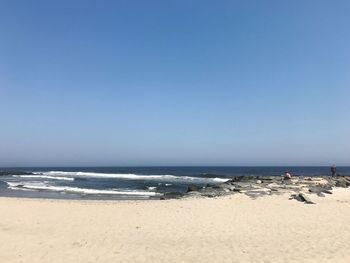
[1,189,350,263]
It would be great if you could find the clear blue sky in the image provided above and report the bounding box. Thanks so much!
[1,0,349,167]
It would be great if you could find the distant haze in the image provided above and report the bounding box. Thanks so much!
[1,1,349,167]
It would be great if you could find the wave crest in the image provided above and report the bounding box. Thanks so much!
[13,175,74,181]
[43,171,229,183]
[6,182,160,196]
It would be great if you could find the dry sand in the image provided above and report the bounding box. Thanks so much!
[1,189,350,263]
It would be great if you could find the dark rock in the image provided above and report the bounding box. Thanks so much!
[298,193,315,204]
[317,192,325,197]
[198,186,229,198]
[202,193,217,198]
[308,186,333,195]
[219,184,236,191]
[181,175,346,200]
[163,192,183,199]
[335,177,350,188]
[224,179,235,185]
[290,194,303,202]
[260,176,276,181]
[308,186,322,193]
[231,176,257,182]
[308,186,320,193]
[185,192,203,198]
[186,185,200,192]
[227,185,236,191]
[322,184,333,191]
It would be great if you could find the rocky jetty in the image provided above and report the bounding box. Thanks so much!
[182,175,350,204]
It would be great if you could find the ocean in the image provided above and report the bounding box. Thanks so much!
[1,166,349,200]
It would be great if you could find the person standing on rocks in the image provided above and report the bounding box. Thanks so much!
[284,171,292,180]
[331,165,337,177]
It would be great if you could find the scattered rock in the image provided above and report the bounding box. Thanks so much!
[334,177,350,188]
[186,185,200,192]
[308,185,333,195]
[219,183,236,191]
[179,175,350,200]
[163,192,183,199]
[317,192,325,197]
[298,193,315,204]
[290,194,303,202]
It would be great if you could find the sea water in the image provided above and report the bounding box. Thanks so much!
[0,166,349,200]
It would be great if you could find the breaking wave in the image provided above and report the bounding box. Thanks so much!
[13,175,74,181]
[6,182,160,196]
[40,171,229,183]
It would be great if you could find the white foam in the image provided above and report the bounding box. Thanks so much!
[6,182,160,196]
[13,175,74,181]
[5,182,36,192]
[213,177,229,182]
[43,171,229,183]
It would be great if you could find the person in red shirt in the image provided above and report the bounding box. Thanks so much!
[284,171,292,180]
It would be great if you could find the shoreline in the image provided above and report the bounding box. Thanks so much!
[1,175,350,202]
[0,184,349,202]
